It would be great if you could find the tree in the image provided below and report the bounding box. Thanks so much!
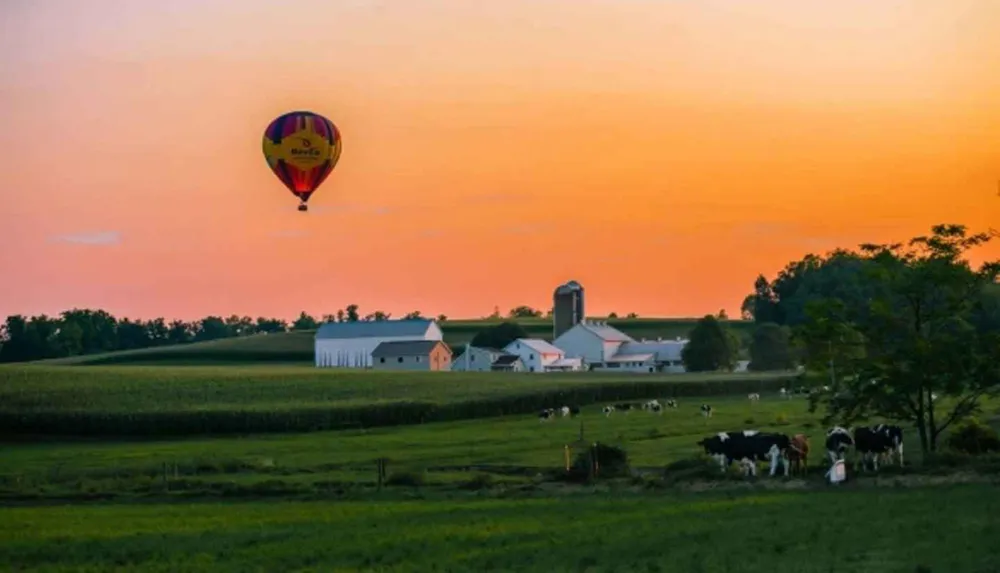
[256,317,288,333]
[801,224,1000,454]
[195,316,230,341]
[403,311,423,320]
[436,314,448,322]
[681,315,739,372]
[508,305,542,319]
[116,318,151,350]
[363,310,390,322]
[470,321,528,350]
[625,312,638,319]
[748,323,796,371]
[608,312,618,319]
[345,304,360,322]
[167,320,193,345]
[717,309,728,320]
[292,312,318,331]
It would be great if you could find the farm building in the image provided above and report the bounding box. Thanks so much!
[553,320,688,373]
[313,318,444,368]
[490,354,525,372]
[502,338,582,373]
[371,340,453,371]
[450,344,519,372]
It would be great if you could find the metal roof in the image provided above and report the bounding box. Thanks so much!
[578,321,634,342]
[371,340,448,357]
[605,352,655,363]
[619,340,687,361]
[509,338,564,355]
[315,319,434,340]
[492,354,522,365]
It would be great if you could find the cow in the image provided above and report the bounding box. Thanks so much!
[538,408,556,422]
[700,404,713,418]
[855,424,904,470]
[559,406,571,417]
[613,403,635,415]
[825,426,854,466]
[567,405,581,417]
[748,393,760,403]
[663,399,678,409]
[779,388,790,400]
[642,400,663,414]
[602,405,615,417]
[697,430,792,477]
[787,433,810,475]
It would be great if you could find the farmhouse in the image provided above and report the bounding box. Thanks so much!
[314,318,444,368]
[503,338,582,373]
[553,320,688,373]
[371,340,452,371]
[490,354,525,372]
[450,344,509,372]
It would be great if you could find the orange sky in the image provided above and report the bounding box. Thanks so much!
[1,0,998,321]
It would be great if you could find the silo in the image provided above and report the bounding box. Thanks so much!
[553,280,585,339]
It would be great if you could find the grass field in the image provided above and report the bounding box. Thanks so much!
[0,365,796,436]
[3,485,998,572]
[40,317,755,366]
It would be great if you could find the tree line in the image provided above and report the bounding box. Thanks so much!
[0,305,441,363]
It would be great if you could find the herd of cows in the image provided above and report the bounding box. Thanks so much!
[536,392,906,480]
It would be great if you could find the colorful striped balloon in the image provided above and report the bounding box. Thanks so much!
[262,111,342,212]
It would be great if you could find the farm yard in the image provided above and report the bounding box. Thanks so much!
[38,317,754,366]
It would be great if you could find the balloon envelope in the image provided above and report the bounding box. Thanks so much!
[262,111,342,207]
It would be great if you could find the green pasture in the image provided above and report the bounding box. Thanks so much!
[1,485,997,572]
[0,365,796,436]
[9,392,993,500]
[40,317,754,366]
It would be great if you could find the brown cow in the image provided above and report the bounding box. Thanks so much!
[787,434,810,475]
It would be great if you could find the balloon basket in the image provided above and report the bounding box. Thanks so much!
[298,204,308,212]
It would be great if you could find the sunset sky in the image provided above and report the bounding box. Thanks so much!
[2,0,998,321]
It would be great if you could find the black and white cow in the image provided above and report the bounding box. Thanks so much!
[748,393,760,403]
[538,408,556,422]
[855,424,904,470]
[614,403,635,415]
[825,426,854,465]
[642,400,663,414]
[697,431,792,477]
[700,404,713,418]
[663,399,678,409]
[602,405,615,417]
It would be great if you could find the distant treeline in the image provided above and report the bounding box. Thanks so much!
[0,305,417,364]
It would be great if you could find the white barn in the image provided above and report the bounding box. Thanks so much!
[553,320,688,373]
[503,338,582,373]
[314,319,443,368]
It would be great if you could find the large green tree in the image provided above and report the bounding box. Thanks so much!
[799,224,1000,453]
[681,315,740,372]
[470,321,529,350]
[748,323,796,371]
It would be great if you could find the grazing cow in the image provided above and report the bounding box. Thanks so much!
[568,405,581,417]
[748,393,760,403]
[825,426,854,465]
[602,405,615,417]
[538,408,555,422]
[852,425,903,471]
[663,399,678,409]
[697,430,792,477]
[642,400,663,414]
[787,434,810,475]
[700,404,713,418]
[559,406,571,417]
[779,388,790,400]
[614,403,635,415]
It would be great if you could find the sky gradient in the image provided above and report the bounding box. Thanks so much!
[2,0,998,321]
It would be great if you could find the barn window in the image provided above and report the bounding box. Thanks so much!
[529,354,534,360]
[416,356,421,362]
[471,355,475,362]
[380,357,385,363]
[397,357,403,363]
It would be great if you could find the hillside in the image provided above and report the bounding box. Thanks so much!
[41,317,755,366]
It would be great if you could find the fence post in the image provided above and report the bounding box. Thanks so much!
[564,445,571,472]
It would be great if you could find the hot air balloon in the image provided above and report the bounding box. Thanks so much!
[262,111,342,212]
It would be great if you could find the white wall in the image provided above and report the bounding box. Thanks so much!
[503,340,563,373]
[553,326,602,363]
[315,334,435,368]
[591,357,657,373]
